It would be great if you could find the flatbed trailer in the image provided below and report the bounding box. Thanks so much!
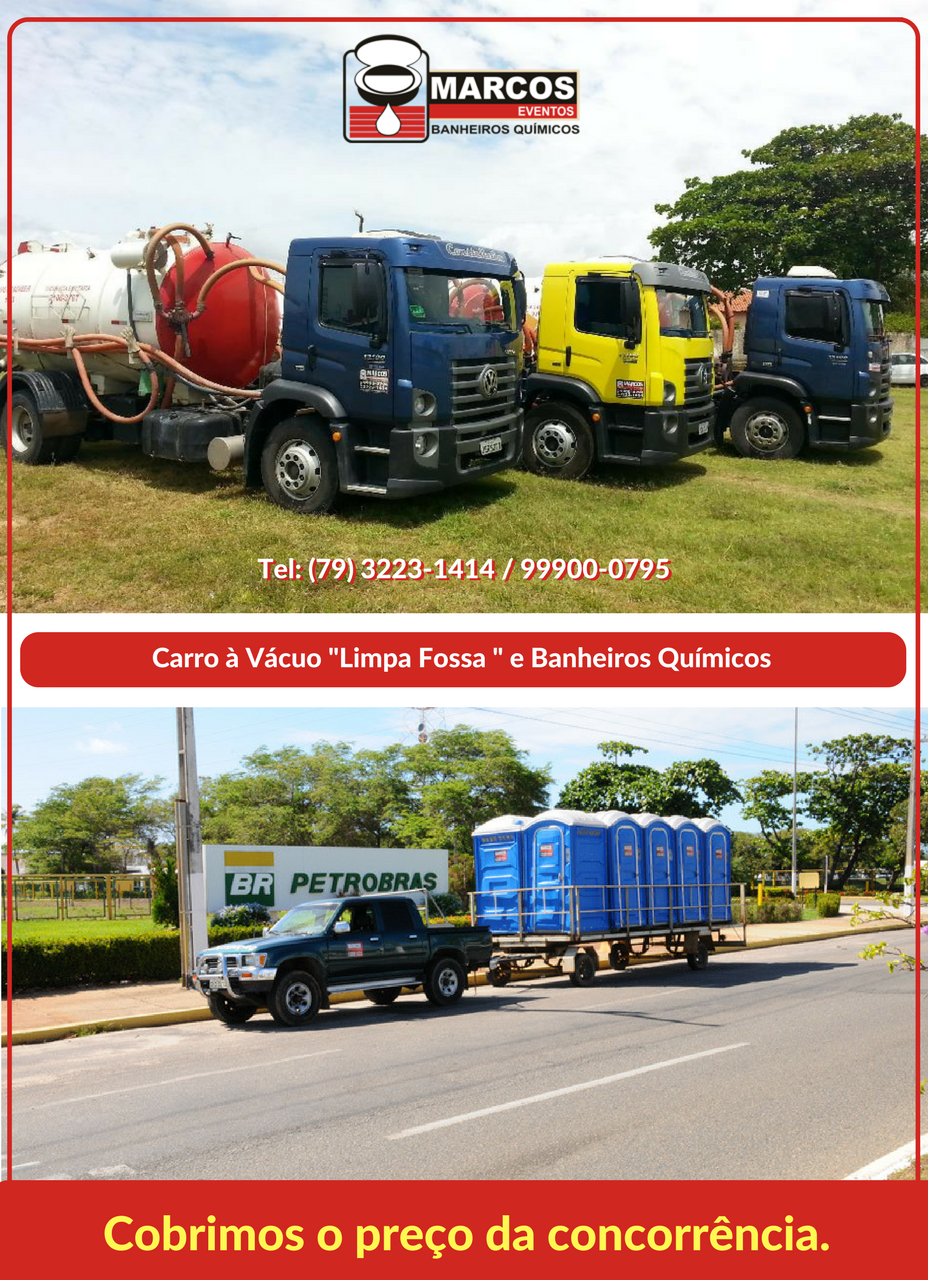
[471,883,748,987]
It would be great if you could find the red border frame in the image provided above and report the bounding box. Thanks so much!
[3,12,922,1193]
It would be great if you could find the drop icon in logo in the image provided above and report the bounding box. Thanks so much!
[344,35,429,143]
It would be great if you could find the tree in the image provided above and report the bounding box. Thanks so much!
[801,734,911,890]
[558,742,740,817]
[149,841,179,928]
[649,114,922,298]
[13,775,169,875]
[740,769,799,864]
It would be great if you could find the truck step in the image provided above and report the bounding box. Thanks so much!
[342,483,389,496]
[328,976,419,994]
[353,445,390,455]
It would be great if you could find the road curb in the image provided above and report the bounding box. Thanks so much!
[845,1133,928,1179]
[4,917,914,1046]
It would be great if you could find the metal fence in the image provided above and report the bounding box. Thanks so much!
[1,875,153,921]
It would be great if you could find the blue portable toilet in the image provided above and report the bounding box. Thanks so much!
[472,815,529,933]
[526,811,609,934]
[596,811,647,929]
[694,817,732,923]
[631,814,675,926]
[667,816,704,923]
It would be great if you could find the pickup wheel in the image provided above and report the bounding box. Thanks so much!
[522,401,594,480]
[269,970,323,1026]
[207,994,258,1025]
[260,417,339,514]
[568,950,598,986]
[730,396,804,459]
[424,957,467,1007]
[364,987,403,1006]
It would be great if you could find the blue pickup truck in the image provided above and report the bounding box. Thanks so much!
[194,894,493,1027]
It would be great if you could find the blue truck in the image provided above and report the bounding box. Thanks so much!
[715,272,893,459]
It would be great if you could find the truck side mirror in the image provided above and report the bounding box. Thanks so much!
[352,260,387,346]
[624,313,642,348]
[513,275,527,328]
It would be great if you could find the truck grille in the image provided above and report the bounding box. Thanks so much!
[873,358,892,399]
[683,357,713,405]
[451,355,519,426]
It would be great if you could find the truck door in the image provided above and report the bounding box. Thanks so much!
[307,250,396,425]
[777,286,853,403]
[566,273,643,403]
[531,825,567,932]
[376,898,430,978]
[326,900,384,985]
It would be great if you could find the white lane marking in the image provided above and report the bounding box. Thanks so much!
[11,1162,41,1171]
[845,1133,928,1179]
[389,1043,748,1139]
[576,991,670,1011]
[32,1048,340,1109]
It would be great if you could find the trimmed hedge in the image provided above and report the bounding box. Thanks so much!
[815,893,842,919]
[3,926,263,993]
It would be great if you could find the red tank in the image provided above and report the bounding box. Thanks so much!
[156,241,278,389]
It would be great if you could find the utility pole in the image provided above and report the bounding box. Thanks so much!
[902,730,919,915]
[791,708,798,896]
[176,708,208,986]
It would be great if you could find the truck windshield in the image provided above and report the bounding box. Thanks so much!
[655,288,709,338]
[268,902,340,936]
[403,269,515,331]
[862,300,886,338]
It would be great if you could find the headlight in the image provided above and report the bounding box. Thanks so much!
[413,390,436,417]
[241,953,267,967]
[413,430,439,458]
[663,381,677,406]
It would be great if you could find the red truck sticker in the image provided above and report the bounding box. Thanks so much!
[539,844,554,857]
[347,942,364,956]
[615,378,644,399]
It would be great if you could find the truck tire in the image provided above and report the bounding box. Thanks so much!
[568,950,598,986]
[730,396,804,460]
[269,970,323,1026]
[207,994,258,1025]
[424,957,467,1007]
[364,987,403,1006]
[686,941,710,971]
[522,401,594,480]
[3,388,82,465]
[260,417,340,514]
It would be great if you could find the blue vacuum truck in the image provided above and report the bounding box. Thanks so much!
[1,220,526,513]
[471,810,746,986]
[712,267,892,459]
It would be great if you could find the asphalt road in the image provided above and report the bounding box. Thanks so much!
[9,932,924,1181]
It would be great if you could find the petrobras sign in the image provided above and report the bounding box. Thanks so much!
[204,845,449,914]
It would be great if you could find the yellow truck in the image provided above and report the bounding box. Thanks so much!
[523,260,716,479]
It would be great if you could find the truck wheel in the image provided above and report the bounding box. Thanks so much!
[730,396,804,459]
[207,994,258,1025]
[3,389,82,465]
[260,418,339,514]
[364,987,402,1006]
[269,970,322,1026]
[686,942,710,971]
[424,957,467,1007]
[522,402,594,479]
[568,951,597,986]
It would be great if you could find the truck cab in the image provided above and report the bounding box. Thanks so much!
[719,275,892,459]
[522,260,715,480]
[248,232,526,512]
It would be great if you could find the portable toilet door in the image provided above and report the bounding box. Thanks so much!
[667,816,703,923]
[569,814,609,934]
[527,811,608,934]
[695,817,732,923]
[632,814,674,926]
[597,811,646,930]
[472,815,528,933]
[527,813,570,933]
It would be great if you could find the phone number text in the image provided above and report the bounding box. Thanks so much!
[258,557,672,584]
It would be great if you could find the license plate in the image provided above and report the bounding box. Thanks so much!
[480,436,503,456]
[208,978,224,991]
[697,422,709,436]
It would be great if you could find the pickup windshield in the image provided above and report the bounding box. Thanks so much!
[403,269,515,331]
[655,288,709,338]
[268,901,341,937]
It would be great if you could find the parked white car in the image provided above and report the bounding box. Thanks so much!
[889,351,928,386]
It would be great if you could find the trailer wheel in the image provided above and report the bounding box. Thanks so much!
[523,402,594,480]
[568,951,597,986]
[269,970,323,1026]
[730,396,804,460]
[207,994,258,1025]
[489,960,512,987]
[608,944,629,971]
[424,957,467,1007]
[260,418,339,514]
[686,942,710,971]
[2,389,82,465]
[364,987,403,1006]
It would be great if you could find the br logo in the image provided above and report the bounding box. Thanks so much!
[225,871,275,906]
[344,34,429,143]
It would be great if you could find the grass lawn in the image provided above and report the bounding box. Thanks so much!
[2,917,160,943]
[4,389,918,613]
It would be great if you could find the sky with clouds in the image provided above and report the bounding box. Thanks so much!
[5,2,918,275]
[8,704,917,836]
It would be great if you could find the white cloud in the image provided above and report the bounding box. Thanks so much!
[75,736,129,755]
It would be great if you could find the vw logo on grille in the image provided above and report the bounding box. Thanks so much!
[479,366,499,399]
[697,363,711,391]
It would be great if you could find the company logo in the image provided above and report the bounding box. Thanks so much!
[344,34,429,143]
[697,363,712,392]
[225,871,275,905]
[479,366,499,398]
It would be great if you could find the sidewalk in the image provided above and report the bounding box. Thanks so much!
[4,909,921,1046]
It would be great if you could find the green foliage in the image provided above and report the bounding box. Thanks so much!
[210,902,271,928]
[883,312,928,336]
[149,844,179,928]
[13,774,170,875]
[852,879,926,972]
[558,742,740,817]
[649,113,921,296]
[815,893,841,918]
[745,898,803,924]
[430,891,466,917]
[764,887,796,901]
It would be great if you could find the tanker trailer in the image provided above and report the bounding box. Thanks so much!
[2,222,526,513]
